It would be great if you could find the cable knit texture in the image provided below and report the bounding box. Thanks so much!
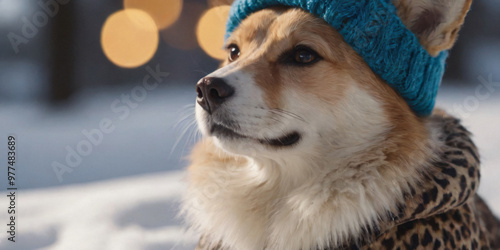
[225,0,448,116]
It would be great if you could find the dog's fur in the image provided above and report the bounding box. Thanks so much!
[182,1,500,249]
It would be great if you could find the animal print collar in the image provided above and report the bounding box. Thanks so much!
[340,111,481,249]
[195,111,482,250]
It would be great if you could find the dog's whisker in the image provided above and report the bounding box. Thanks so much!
[268,116,283,124]
[276,109,307,123]
[269,108,307,123]
[180,120,201,158]
[173,104,196,128]
[170,108,198,159]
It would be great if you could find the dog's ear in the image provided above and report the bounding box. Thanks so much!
[393,0,472,56]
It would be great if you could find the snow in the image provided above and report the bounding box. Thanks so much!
[0,171,197,250]
[0,83,498,249]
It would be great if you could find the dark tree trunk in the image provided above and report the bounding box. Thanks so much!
[49,1,76,103]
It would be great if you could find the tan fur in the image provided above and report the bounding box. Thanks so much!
[183,2,476,249]
[393,0,473,56]
[184,8,438,250]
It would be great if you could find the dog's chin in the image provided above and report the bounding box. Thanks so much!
[209,123,301,149]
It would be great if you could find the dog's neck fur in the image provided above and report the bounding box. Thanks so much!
[184,1,475,248]
[183,106,444,250]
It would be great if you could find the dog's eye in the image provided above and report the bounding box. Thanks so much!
[227,44,240,62]
[280,46,321,66]
[294,48,318,64]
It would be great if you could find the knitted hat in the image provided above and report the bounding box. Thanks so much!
[225,0,448,116]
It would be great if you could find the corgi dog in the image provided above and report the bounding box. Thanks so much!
[182,0,500,249]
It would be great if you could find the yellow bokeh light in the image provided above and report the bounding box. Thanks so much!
[196,5,231,60]
[124,0,183,30]
[101,9,159,68]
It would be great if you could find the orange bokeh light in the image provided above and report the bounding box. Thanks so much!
[124,0,183,30]
[101,9,159,68]
[196,5,231,60]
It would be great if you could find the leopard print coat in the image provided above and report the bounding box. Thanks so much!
[195,113,500,250]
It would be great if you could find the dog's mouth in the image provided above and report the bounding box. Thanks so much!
[210,123,300,147]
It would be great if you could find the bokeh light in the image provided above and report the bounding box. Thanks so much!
[124,0,183,30]
[196,5,231,60]
[101,9,159,68]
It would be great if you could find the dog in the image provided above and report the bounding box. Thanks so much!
[182,0,500,249]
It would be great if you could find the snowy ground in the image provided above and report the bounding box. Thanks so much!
[0,172,196,250]
[0,83,499,249]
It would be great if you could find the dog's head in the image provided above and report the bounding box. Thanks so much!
[195,1,471,161]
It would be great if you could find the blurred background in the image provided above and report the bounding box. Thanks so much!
[0,0,499,188]
[0,0,236,189]
[0,0,499,249]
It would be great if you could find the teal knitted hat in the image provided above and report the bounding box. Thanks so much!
[225,0,448,116]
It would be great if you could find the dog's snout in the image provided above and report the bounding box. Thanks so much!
[196,77,234,114]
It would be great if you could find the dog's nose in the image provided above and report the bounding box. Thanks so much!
[196,77,234,114]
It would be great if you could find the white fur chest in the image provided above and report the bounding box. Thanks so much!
[182,156,407,250]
